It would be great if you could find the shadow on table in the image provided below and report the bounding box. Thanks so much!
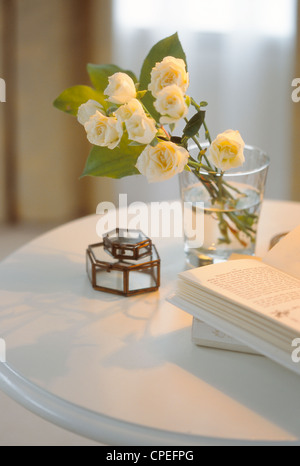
[0,250,161,385]
[104,326,300,441]
[1,249,299,440]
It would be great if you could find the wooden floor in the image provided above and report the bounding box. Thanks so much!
[0,224,53,261]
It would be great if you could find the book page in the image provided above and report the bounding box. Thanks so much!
[263,224,300,280]
[179,259,300,332]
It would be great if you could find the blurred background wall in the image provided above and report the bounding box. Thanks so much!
[0,0,299,227]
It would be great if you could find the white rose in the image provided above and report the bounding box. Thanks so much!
[77,99,103,125]
[125,112,157,145]
[136,141,189,182]
[148,56,189,98]
[154,84,188,124]
[209,130,245,171]
[84,111,123,149]
[104,72,137,104]
[115,98,144,122]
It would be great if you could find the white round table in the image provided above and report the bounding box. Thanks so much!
[1,199,300,446]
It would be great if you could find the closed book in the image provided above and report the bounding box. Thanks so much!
[191,317,259,354]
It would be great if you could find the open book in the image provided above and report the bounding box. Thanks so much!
[191,254,262,354]
[169,225,300,375]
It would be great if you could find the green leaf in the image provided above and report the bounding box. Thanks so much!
[168,123,176,133]
[53,85,105,116]
[87,64,137,93]
[129,140,145,146]
[136,89,148,99]
[106,105,118,115]
[183,110,206,138]
[139,33,187,122]
[155,128,166,139]
[150,137,161,147]
[81,135,145,179]
[139,32,187,87]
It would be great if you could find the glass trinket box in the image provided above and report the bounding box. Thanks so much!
[103,228,152,261]
[86,229,160,297]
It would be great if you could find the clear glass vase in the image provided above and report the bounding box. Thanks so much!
[179,144,270,267]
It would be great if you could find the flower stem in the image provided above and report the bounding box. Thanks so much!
[190,97,212,144]
[188,160,214,173]
[203,119,212,144]
[160,125,171,140]
[187,96,257,249]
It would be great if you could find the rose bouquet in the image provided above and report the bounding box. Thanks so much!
[54,33,258,248]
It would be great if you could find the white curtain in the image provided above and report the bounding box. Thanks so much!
[110,0,297,204]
